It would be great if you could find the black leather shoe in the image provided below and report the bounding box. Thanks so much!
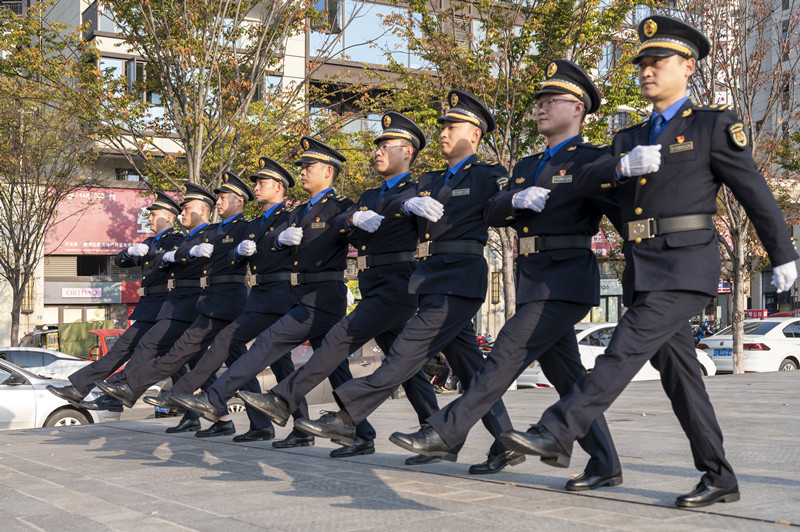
[165,418,201,433]
[565,470,623,491]
[675,483,740,508]
[404,454,441,466]
[389,425,457,462]
[237,391,289,427]
[468,450,526,475]
[499,424,571,468]
[195,420,235,438]
[329,436,375,458]
[143,392,176,409]
[46,384,84,405]
[79,394,124,412]
[294,411,357,447]
[169,392,220,422]
[272,431,314,448]
[95,380,137,408]
[232,427,276,442]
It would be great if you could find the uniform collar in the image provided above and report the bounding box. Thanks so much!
[308,187,334,206]
[186,222,208,237]
[220,212,242,227]
[447,155,472,175]
[545,134,580,158]
[652,96,689,124]
[384,172,409,190]
[154,227,173,242]
[261,201,283,220]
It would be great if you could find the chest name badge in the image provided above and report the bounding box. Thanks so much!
[311,222,326,229]
[222,236,234,243]
[552,170,572,184]
[452,188,470,196]
[669,141,694,153]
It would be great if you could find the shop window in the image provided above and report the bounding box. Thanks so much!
[77,256,108,276]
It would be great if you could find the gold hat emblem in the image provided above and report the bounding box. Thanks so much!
[644,19,657,38]
[302,139,309,150]
[450,93,459,107]
[547,62,557,78]
[259,158,266,168]
[223,173,229,182]
[383,115,391,127]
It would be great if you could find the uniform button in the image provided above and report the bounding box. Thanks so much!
[425,233,430,239]
[639,178,647,185]
[203,270,207,274]
[635,237,642,244]
[294,261,298,266]
[634,207,643,215]
[361,245,366,251]
[340,229,345,233]
[144,261,149,265]
[523,227,529,233]
[142,276,146,280]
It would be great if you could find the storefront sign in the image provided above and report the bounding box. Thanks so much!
[743,309,768,319]
[45,282,121,304]
[62,288,102,299]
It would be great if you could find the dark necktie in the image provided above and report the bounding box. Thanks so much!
[649,114,666,144]
[443,169,454,184]
[374,182,389,209]
[533,150,552,183]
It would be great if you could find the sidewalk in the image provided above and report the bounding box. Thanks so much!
[0,371,798,531]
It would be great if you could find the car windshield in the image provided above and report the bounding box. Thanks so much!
[714,321,781,336]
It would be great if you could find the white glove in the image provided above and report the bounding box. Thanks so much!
[619,144,662,176]
[351,210,384,233]
[512,186,550,212]
[189,243,214,258]
[236,240,256,257]
[404,196,444,222]
[127,243,149,257]
[346,283,355,306]
[162,250,176,263]
[771,261,798,293]
[277,227,303,247]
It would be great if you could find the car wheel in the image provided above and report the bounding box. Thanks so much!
[227,397,246,414]
[779,358,798,371]
[700,365,708,376]
[45,409,90,427]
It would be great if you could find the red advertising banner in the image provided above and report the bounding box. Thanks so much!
[44,187,177,255]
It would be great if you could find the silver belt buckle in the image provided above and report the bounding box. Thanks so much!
[627,218,655,241]
[290,273,299,286]
[519,236,539,254]
[138,287,146,296]
[199,276,209,289]
[167,279,175,290]
[417,241,431,258]
[357,256,368,270]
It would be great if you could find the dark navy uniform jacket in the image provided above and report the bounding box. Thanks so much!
[575,101,798,303]
[232,203,295,315]
[268,190,356,314]
[156,225,208,322]
[330,174,418,306]
[173,212,250,321]
[114,228,183,322]
[387,154,508,300]
[487,137,621,306]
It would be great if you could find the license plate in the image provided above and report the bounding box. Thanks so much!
[713,348,732,358]
[154,406,171,414]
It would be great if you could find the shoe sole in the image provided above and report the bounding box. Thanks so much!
[165,426,200,433]
[499,433,570,468]
[232,435,275,443]
[169,397,219,423]
[272,441,314,449]
[387,434,458,462]
[143,396,176,409]
[565,475,623,491]
[404,456,442,466]
[95,382,136,409]
[236,392,289,427]
[195,429,236,438]
[675,491,740,508]
[294,420,355,447]
[330,447,376,458]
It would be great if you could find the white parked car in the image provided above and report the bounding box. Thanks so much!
[697,317,800,373]
[0,359,120,430]
[518,322,716,388]
[0,347,90,380]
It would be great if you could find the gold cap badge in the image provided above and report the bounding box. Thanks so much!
[383,115,391,127]
[302,139,309,149]
[547,62,557,78]
[450,93,459,107]
[223,174,229,182]
[644,19,657,38]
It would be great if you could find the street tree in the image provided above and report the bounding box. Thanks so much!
[665,0,800,372]
[0,3,102,344]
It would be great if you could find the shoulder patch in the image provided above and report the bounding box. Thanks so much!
[696,104,728,112]
[728,122,748,149]
[580,142,607,150]
[617,120,645,133]
[496,176,508,189]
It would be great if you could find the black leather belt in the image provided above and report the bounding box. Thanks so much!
[138,284,169,296]
[624,214,714,242]
[199,275,247,288]
[253,272,292,285]
[518,235,592,255]
[290,271,345,286]
[356,251,415,271]
[167,279,201,290]
[417,240,484,258]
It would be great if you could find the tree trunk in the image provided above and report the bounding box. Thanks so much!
[731,227,748,374]
[497,226,517,320]
[9,278,22,346]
